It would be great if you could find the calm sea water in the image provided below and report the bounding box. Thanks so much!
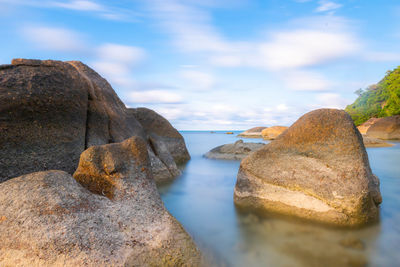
[158,131,400,267]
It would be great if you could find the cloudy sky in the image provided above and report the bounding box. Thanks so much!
[1,0,399,130]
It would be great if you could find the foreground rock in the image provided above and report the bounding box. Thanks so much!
[362,136,393,148]
[261,126,288,140]
[0,59,189,183]
[365,115,400,140]
[0,137,203,266]
[204,140,265,160]
[234,109,382,227]
[237,127,267,138]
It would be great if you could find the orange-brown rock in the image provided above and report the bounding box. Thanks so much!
[365,115,400,140]
[238,127,267,138]
[261,126,288,140]
[234,109,382,227]
[357,118,380,134]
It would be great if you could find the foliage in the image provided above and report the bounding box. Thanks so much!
[345,66,400,126]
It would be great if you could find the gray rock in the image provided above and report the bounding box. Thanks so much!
[204,140,265,160]
[0,59,89,182]
[0,59,188,183]
[0,137,203,266]
[234,109,382,227]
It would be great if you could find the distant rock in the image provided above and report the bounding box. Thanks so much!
[362,136,393,147]
[261,126,288,140]
[365,115,400,140]
[226,132,234,134]
[0,59,189,183]
[357,118,380,135]
[0,137,203,266]
[237,127,267,138]
[204,140,265,160]
[234,109,382,227]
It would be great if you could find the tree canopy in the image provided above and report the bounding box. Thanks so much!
[345,66,400,126]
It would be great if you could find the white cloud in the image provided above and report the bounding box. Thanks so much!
[282,71,331,91]
[363,51,400,62]
[97,43,145,65]
[315,93,349,108]
[92,43,145,89]
[127,90,183,104]
[315,1,342,13]
[53,0,103,11]
[258,30,358,70]
[22,26,86,52]
[181,70,215,90]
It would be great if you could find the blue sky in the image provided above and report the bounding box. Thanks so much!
[1,0,399,130]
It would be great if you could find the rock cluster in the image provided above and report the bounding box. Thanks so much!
[237,127,267,138]
[363,115,400,140]
[204,140,265,160]
[0,59,189,183]
[234,109,382,227]
[0,137,203,266]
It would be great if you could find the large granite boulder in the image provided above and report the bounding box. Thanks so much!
[204,140,265,160]
[0,59,189,183]
[0,59,89,182]
[234,109,382,227]
[365,115,400,140]
[129,108,190,164]
[237,127,267,138]
[0,137,203,266]
[261,126,288,140]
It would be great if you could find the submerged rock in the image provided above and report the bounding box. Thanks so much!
[237,127,267,138]
[234,109,382,227]
[362,136,393,147]
[0,136,203,266]
[0,59,189,183]
[261,126,288,140]
[365,115,400,140]
[204,140,265,160]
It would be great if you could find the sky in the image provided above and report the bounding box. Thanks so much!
[0,0,399,130]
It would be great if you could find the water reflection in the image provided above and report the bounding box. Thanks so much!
[158,132,400,267]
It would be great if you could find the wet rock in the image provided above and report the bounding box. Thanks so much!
[234,109,382,227]
[339,238,365,250]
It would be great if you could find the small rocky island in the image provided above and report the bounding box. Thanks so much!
[204,140,265,160]
[0,59,203,266]
[234,109,382,227]
[237,127,267,138]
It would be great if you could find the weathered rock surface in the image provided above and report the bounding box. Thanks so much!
[0,59,88,182]
[0,59,189,183]
[365,115,400,140]
[357,118,380,135]
[234,109,382,227]
[0,137,203,266]
[261,126,288,140]
[237,127,267,138]
[204,140,265,160]
[362,136,393,148]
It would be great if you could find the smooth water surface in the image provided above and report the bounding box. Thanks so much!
[158,131,400,267]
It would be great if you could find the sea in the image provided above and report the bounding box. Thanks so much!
[158,131,400,267]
